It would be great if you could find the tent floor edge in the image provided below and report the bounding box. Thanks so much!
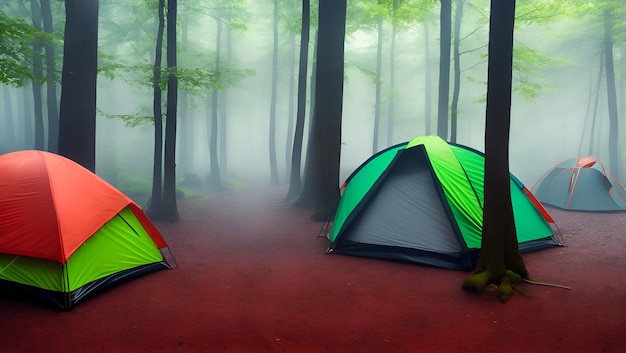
[332,241,478,271]
[0,262,171,310]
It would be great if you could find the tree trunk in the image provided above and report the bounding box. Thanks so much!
[284,0,310,202]
[268,0,279,185]
[219,17,232,173]
[462,0,528,303]
[147,0,165,217]
[296,0,346,221]
[423,22,432,135]
[30,0,45,151]
[285,27,296,178]
[588,53,604,156]
[57,0,98,172]
[22,85,34,149]
[620,23,626,180]
[208,18,223,190]
[41,0,59,153]
[2,86,15,152]
[298,29,318,193]
[162,0,179,222]
[450,0,464,144]
[179,12,190,179]
[373,16,383,154]
[386,7,397,146]
[436,0,451,141]
[603,9,619,176]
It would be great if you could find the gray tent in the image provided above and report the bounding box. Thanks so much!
[532,156,626,212]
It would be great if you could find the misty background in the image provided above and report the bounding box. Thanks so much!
[1,0,624,202]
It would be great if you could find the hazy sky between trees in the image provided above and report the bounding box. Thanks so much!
[1,0,623,190]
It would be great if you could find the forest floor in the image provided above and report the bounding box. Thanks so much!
[1,185,625,353]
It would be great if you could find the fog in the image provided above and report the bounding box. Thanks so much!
[2,2,624,199]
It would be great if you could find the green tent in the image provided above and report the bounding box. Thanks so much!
[327,136,562,270]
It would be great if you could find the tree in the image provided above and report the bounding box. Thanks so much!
[147,0,165,219]
[161,0,179,221]
[208,16,224,190]
[284,0,311,201]
[566,0,623,177]
[198,0,250,189]
[602,7,619,177]
[423,21,433,135]
[40,0,59,153]
[436,0,452,140]
[449,0,464,144]
[462,0,529,303]
[373,2,384,153]
[268,0,279,185]
[283,0,301,179]
[57,0,99,172]
[385,0,400,147]
[29,0,45,151]
[296,0,346,221]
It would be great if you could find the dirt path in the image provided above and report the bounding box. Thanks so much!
[1,186,624,352]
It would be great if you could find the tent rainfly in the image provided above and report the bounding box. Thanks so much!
[532,156,626,212]
[327,135,563,270]
[0,150,177,310]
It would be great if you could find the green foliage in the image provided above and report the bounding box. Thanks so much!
[0,10,56,86]
[98,51,136,80]
[98,106,157,128]
[351,62,381,84]
[516,0,574,25]
[511,45,563,99]
[99,51,254,99]
[565,0,626,43]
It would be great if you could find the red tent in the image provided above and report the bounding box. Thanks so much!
[0,150,175,309]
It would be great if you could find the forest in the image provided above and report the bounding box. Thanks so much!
[1,0,625,213]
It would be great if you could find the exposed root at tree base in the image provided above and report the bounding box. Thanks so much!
[522,278,572,290]
[462,270,524,303]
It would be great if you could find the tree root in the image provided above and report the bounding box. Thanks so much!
[462,270,524,303]
[522,278,571,290]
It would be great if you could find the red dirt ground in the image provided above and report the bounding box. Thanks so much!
[1,186,625,353]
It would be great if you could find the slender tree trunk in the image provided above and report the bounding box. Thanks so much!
[285,0,310,201]
[57,0,98,171]
[208,19,223,190]
[617,42,626,180]
[179,12,190,179]
[22,85,34,149]
[588,53,604,156]
[299,29,318,189]
[373,16,383,154]
[437,0,452,141]
[297,0,346,221]
[604,9,619,176]
[148,0,165,217]
[462,0,528,303]
[162,0,179,221]
[285,29,296,178]
[423,22,432,135]
[219,18,232,173]
[30,0,45,151]
[450,0,464,144]
[41,0,59,153]
[269,0,279,185]
[386,10,397,146]
[2,86,15,152]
